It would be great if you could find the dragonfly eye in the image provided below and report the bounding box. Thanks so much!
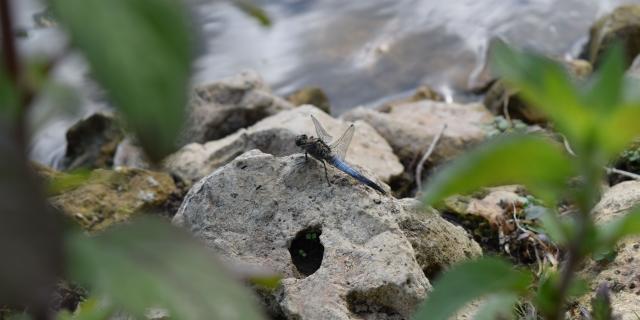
[295,135,308,146]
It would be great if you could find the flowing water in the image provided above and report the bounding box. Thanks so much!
[13,0,640,166]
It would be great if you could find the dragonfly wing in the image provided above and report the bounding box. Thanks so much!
[310,114,333,143]
[330,124,355,161]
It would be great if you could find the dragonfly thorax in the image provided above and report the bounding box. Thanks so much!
[295,134,333,160]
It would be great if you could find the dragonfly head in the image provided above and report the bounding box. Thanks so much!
[295,134,309,147]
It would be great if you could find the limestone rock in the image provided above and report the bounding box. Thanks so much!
[166,105,403,185]
[51,168,177,231]
[587,4,640,68]
[342,101,493,170]
[62,113,124,171]
[182,70,294,144]
[578,181,640,319]
[173,150,480,319]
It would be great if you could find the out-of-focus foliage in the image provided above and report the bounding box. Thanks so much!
[232,0,271,26]
[422,134,574,206]
[0,66,19,126]
[417,42,640,319]
[472,293,519,320]
[412,258,532,320]
[51,0,193,161]
[65,217,264,320]
[0,133,63,312]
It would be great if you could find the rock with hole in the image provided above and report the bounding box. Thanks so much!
[576,181,640,319]
[173,150,481,319]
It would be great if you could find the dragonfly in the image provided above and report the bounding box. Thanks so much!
[294,115,386,194]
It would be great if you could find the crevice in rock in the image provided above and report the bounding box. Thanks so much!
[346,286,403,319]
[289,226,323,277]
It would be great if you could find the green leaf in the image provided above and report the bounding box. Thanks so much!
[491,42,593,146]
[598,104,640,159]
[232,0,271,26]
[422,134,574,206]
[539,210,572,245]
[412,257,532,320]
[51,0,193,161]
[595,207,640,251]
[581,43,626,113]
[0,65,19,126]
[472,293,518,320]
[591,283,613,320]
[65,217,264,320]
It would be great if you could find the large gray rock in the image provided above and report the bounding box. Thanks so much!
[578,181,640,319]
[342,101,493,169]
[62,113,124,171]
[173,150,480,319]
[587,4,640,69]
[182,70,294,144]
[166,105,403,185]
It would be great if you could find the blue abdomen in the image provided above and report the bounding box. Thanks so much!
[329,157,386,194]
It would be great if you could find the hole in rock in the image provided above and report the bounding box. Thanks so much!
[289,226,324,276]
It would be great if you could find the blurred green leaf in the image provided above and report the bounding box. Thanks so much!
[232,0,271,26]
[591,283,613,320]
[472,293,518,320]
[412,257,532,320]
[491,42,593,147]
[599,104,640,158]
[581,43,625,113]
[595,207,640,252]
[65,217,264,320]
[539,210,572,246]
[248,275,281,290]
[535,271,589,317]
[0,66,19,125]
[51,0,193,161]
[422,134,574,206]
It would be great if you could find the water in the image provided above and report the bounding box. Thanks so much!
[13,0,640,166]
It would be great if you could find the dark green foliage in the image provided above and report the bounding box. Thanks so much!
[417,42,640,319]
[51,0,194,161]
[65,218,264,320]
[413,258,532,320]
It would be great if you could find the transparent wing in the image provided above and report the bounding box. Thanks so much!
[330,124,355,161]
[310,114,333,143]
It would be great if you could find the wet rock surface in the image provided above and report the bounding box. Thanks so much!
[173,150,480,319]
[587,4,640,68]
[166,105,403,185]
[50,167,177,231]
[578,181,640,319]
[342,100,493,185]
[182,70,294,145]
[61,113,124,171]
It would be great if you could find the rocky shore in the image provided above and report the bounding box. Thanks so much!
[41,4,640,319]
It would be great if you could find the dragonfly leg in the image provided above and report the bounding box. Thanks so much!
[322,160,331,186]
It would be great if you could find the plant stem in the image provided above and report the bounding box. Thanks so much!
[548,156,600,320]
[0,0,18,81]
[0,0,29,151]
